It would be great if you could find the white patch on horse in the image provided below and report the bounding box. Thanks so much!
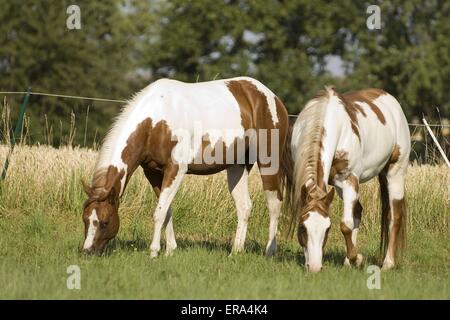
[83,209,98,250]
[303,211,331,272]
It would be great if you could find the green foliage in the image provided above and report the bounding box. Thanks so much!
[341,0,450,118]
[0,0,449,146]
[0,0,158,146]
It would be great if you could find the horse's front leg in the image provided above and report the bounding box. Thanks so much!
[339,175,363,267]
[150,163,186,259]
[143,168,178,257]
[163,208,177,256]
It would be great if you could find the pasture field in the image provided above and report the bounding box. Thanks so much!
[0,145,448,299]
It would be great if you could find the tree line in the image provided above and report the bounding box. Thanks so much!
[1,0,448,147]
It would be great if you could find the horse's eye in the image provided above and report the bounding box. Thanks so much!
[298,224,308,247]
[99,221,108,229]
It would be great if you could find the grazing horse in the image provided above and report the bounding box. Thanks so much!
[81,77,290,259]
[286,86,410,272]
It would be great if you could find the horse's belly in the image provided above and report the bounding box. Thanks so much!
[187,163,229,175]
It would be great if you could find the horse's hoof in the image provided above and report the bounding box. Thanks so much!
[165,249,175,257]
[265,243,277,258]
[343,254,363,267]
[355,254,364,267]
[150,251,159,259]
[343,257,351,267]
[381,260,395,271]
[265,250,276,259]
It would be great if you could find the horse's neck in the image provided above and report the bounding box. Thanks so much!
[96,121,150,196]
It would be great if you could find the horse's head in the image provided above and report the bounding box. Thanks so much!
[81,168,124,255]
[297,184,335,272]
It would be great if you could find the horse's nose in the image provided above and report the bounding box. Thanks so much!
[82,247,94,255]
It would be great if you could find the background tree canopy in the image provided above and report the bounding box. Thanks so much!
[1,0,449,147]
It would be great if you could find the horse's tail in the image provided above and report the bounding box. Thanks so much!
[379,174,390,259]
[397,198,407,260]
[279,116,295,236]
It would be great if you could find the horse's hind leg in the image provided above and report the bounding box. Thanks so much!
[337,175,363,267]
[379,169,407,270]
[149,163,186,259]
[143,168,178,257]
[227,165,252,255]
[258,172,282,258]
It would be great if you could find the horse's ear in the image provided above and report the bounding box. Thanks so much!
[325,187,335,207]
[81,180,92,196]
[104,168,126,200]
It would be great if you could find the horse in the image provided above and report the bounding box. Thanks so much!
[81,76,290,259]
[285,86,410,272]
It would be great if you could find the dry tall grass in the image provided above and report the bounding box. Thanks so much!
[0,145,448,244]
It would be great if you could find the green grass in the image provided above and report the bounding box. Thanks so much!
[0,145,448,299]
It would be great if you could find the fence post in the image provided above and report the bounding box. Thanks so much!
[422,118,450,168]
[1,87,32,180]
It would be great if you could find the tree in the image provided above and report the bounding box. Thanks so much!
[341,0,450,119]
[0,0,157,146]
[142,0,358,114]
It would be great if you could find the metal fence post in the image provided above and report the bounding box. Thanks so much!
[1,87,32,180]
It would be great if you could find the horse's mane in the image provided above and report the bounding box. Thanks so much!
[285,86,333,232]
[94,87,149,174]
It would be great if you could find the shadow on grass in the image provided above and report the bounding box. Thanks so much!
[105,236,381,269]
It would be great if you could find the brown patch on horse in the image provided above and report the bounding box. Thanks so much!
[120,118,183,188]
[297,212,310,247]
[121,118,153,174]
[227,79,289,196]
[336,93,362,141]
[329,150,349,183]
[347,174,359,193]
[260,96,289,196]
[226,80,262,131]
[86,165,125,204]
[389,198,406,259]
[300,184,335,218]
[340,195,362,263]
[343,88,386,125]
[340,222,357,261]
[389,144,401,165]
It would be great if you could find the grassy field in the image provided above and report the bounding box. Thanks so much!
[0,145,448,299]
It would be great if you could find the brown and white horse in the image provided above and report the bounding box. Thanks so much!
[81,77,290,258]
[286,86,410,272]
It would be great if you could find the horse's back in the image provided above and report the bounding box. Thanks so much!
[145,77,287,131]
[339,89,410,181]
